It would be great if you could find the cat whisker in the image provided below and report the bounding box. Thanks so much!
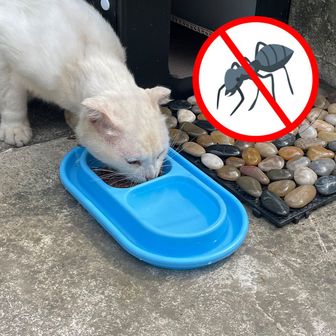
[107,176,133,182]
[92,168,137,177]
[169,126,185,147]
[102,176,139,186]
[173,145,185,154]
[92,168,121,173]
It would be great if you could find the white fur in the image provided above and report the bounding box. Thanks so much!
[0,0,170,181]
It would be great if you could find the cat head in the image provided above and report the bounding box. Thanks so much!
[76,86,171,182]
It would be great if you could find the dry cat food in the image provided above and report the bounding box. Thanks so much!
[93,168,164,188]
[93,168,139,188]
[164,90,336,226]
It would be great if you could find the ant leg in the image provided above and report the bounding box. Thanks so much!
[255,42,267,58]
[248,73,275,110]
[245,57,252,64]
[231,62,240,69]
[283,66,294,94]
[248,49,262,110]
[217,83,225,109]
[249,89,260,111]
[258,73,275,99]
[230,88,245,116]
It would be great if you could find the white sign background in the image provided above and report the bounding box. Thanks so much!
[199,22,314,136]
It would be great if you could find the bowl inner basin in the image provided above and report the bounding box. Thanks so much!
[127,176,224,237]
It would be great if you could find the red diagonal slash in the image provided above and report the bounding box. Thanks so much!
[219,31,292,127]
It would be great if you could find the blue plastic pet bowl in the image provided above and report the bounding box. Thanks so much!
[60,147,248,269]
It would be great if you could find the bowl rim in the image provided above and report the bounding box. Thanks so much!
[60,146,249,269]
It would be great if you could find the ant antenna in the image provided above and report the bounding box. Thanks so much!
[217,84,225,109]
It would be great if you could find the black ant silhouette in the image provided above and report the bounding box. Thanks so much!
[217,42,294,116]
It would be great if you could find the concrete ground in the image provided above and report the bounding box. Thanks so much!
[1,102,336,336]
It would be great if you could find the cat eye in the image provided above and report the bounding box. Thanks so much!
[127,159,141,166]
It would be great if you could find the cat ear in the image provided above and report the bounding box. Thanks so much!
[146,86,171,105]
[81,97,120,136]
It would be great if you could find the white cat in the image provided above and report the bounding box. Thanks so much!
[0,0,170,182]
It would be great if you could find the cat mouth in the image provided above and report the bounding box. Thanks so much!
[92,167,163,187]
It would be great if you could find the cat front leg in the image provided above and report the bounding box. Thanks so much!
[0,66,32,147]
[64,110,79,131]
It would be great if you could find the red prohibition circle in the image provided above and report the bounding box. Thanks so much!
[192,16,319,142]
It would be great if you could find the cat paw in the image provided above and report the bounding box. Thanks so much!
[0,124,32,147]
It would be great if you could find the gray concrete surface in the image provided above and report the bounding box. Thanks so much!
[0,111,336,336]
[289,0,336,88]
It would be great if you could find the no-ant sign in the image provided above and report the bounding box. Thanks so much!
[193,16,319,142]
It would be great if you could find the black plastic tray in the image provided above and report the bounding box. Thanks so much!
[167,98,336,227]
[176,150,336,228]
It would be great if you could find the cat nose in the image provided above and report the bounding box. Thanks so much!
[145,167,156,181]
[145,174,155,181]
